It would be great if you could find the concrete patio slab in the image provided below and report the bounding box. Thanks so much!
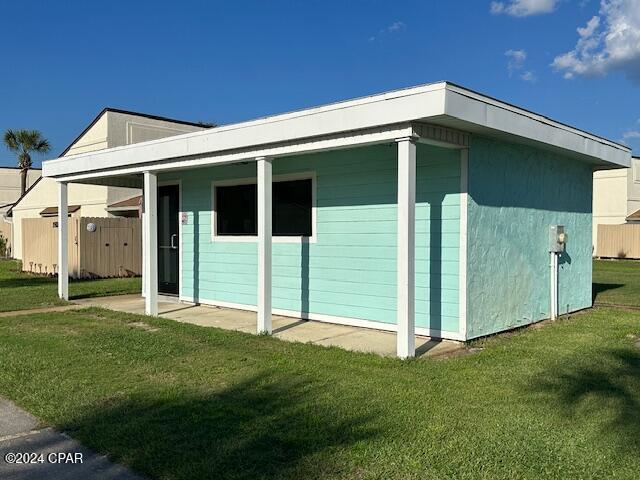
[74,294,463,358]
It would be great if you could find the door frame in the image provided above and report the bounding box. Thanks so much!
[158,180,182,298]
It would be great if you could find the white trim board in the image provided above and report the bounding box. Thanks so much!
[50,123,416,182]
[43,82,630,181]
[179,295,465,341]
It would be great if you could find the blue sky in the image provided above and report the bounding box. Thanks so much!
[1,0,639,167]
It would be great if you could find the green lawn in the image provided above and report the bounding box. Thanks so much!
[0,259,141,312]
[593,259,640,307]
[0,260,638,479]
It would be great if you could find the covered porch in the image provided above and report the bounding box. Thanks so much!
[50,118,469,359]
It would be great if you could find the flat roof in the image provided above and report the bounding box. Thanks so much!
[43,81,632,180]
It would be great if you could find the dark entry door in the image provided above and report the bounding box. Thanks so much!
[158,185,179,295]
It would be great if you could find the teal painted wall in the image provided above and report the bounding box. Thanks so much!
[162,143,461,334]
[466,136,593,339]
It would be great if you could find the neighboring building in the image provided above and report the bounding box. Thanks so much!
[9,108,207,259]
[43,82,631,357]
[0,167,41,255]
[593,155,640,249]
[0,167,41,214]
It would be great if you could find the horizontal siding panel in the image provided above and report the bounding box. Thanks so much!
[172,143,461,334]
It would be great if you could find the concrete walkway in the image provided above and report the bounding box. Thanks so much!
[74,294,463,358]
[0,397,143,480]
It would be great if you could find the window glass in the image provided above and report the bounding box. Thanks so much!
[215,178,312,237]
[273,179,312,236]
[216,183,257,235]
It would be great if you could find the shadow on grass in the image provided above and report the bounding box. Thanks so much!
[0,276,56,289]
[61,374,379,480]
[529,348,640,454]
[69,290,141,301]
[592,283,624,303]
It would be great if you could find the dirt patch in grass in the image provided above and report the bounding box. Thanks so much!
[128,321,159,332]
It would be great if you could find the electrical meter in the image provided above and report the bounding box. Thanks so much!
[549,225,567,253]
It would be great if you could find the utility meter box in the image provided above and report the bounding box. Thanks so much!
[549,225,567,253]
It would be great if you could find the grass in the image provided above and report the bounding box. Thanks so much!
[593,259,640,307]
[0,259,141,312]
[0,260,638,479]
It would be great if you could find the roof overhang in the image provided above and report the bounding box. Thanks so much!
[42,82,631,183]
[40,205,81,217]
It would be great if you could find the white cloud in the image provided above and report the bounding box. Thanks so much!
[369,21,406,41]
[552,0,640,82]
[623,130,640,139]
[386,21,406,33]
[505,49,538,81]
[505,49,527,75]
[491,0,559,17]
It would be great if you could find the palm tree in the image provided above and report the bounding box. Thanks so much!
[3,129,50,197]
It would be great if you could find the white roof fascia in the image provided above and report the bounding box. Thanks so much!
[53,123,418,183]
[443,86,630,167]
[43,81,630,179]
[43,84,447,178]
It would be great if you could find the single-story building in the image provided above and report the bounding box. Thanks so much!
[8,108,207,260]
[42,82,631,358]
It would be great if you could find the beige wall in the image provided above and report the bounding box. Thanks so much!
[593,158,640,249]
[12,110,205,260]
[106,111,203,147]
[0,168,41,214]
[626,157,640,218]
[0,168,42,256]
[64,114,109,156]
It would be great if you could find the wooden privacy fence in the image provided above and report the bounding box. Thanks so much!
[596,224,640,259]
[22,217,141,278]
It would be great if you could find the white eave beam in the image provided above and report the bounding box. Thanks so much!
[50,123,419,183]
[43,82,630,181]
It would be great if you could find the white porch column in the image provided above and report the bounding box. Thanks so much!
[396,137,416,359]
[143,171,158,316]
[257,157,273,334]
[57,181,68,300]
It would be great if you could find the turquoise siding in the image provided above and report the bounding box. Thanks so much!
[162,143,461,334]
[466,136,593,339]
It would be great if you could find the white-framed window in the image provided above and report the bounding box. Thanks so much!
[211,171,317,243]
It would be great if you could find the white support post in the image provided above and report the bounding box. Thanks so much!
[459,149,469,340]
[550,252,558,320]
[57,182,68,300]
[143,171,158,316]
[257,157,273,334]
[396,137,416,359]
